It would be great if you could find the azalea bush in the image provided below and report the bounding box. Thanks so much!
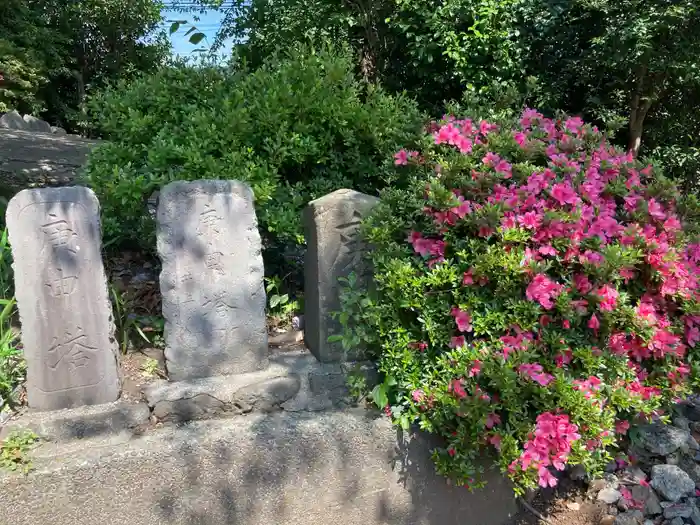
[339,109,700,493]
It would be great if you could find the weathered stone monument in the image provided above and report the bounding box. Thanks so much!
[304,189,379,362]
[6,187,119,410]
[157,180,268,380]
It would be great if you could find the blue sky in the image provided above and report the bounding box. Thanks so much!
[162,8,234,58]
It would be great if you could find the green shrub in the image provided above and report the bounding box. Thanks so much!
[83,46,424,250]
[339,109,700,493]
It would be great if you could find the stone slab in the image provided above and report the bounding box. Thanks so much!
[6,186,120,410]
[157,180,268,380]
[0,401,150,443]
[0,110,27,130]
[304,189,379,362]
[0,410,517,525]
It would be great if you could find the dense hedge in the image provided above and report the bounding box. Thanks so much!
[339,109,700,492]
[83,47,424,250]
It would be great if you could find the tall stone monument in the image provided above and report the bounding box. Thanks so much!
[157,180,268,380]
[304,189,379,362]
[6,187,120,410]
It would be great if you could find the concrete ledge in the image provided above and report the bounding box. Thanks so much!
[1,410,516,525]
[0,401,150,442]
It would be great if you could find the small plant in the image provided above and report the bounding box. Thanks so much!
[0,228,14,299]
[110,286,151,354]
[0,297,23,411]
[0,430,38,473]
[346,364,369,402]
[140,357,161,378]
[265,276,300,325]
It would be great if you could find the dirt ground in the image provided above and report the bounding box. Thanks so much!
[509,479,609,525]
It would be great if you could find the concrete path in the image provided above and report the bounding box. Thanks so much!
[0,129,99,193]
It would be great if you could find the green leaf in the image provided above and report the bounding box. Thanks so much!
[189,32,206,45]
[327,334,344,343]
[269,295,281,308]
[372,384,388,408]
[169,22,180,35]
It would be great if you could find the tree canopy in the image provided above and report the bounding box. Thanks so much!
[0,0,169,130]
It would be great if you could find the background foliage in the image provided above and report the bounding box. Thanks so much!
[83,46,424,271]
[0,0,169,131]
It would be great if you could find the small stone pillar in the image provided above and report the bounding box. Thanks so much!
[303,189,379,362]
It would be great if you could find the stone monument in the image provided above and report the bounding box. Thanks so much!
[304,189,379,362]
[6,187,120,410]
[157,180,268,380]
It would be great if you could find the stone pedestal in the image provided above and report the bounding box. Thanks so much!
[6,187,120,410]
[303,189,379,362]
[157,180,268,380]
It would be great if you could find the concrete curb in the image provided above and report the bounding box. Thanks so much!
[1,410,517,525]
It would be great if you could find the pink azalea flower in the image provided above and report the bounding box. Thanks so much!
[486,413,501,429]
[615,420,630,435]
[468,360,482,377]
[489,434,502,450]
[550,182,579,206]
[518,211,543,230]
[412,389,425,403]
[538,467,558,488]
[451,307,473,332]
[526,274,564,309]
[450,336,466,349]
[595,284,619,312]
[448,379,467,399]
[588,314,600,331]
[574,274,593,294]
[513,131,528,147]
[394,149,409,165]
[647,198,666,221]
[462,268,475,285]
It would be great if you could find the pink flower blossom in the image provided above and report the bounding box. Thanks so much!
[518,363,555,386]
[486,413,501,429]
[450,336,466,349]
[526,274,564,309]
[574,274,593,294]
[647,198,666,221]
[615,420,630,435]
[588,314,600,331]
[394,149,409,165]
[462,268,475,285]
[412,389,425,403]
[468,360,482,377]
[448,379,467,399]
[550,182,580,206]
[518,211,542,230]
[451,307,473,332]
[595,284,618,312]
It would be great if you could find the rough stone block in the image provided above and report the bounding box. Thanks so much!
[6,187,120,410]
[22,115,52,133]
[50,126,67,136]
[0,110,27,130]
[157,180,268,380]
[304,189,379,362]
